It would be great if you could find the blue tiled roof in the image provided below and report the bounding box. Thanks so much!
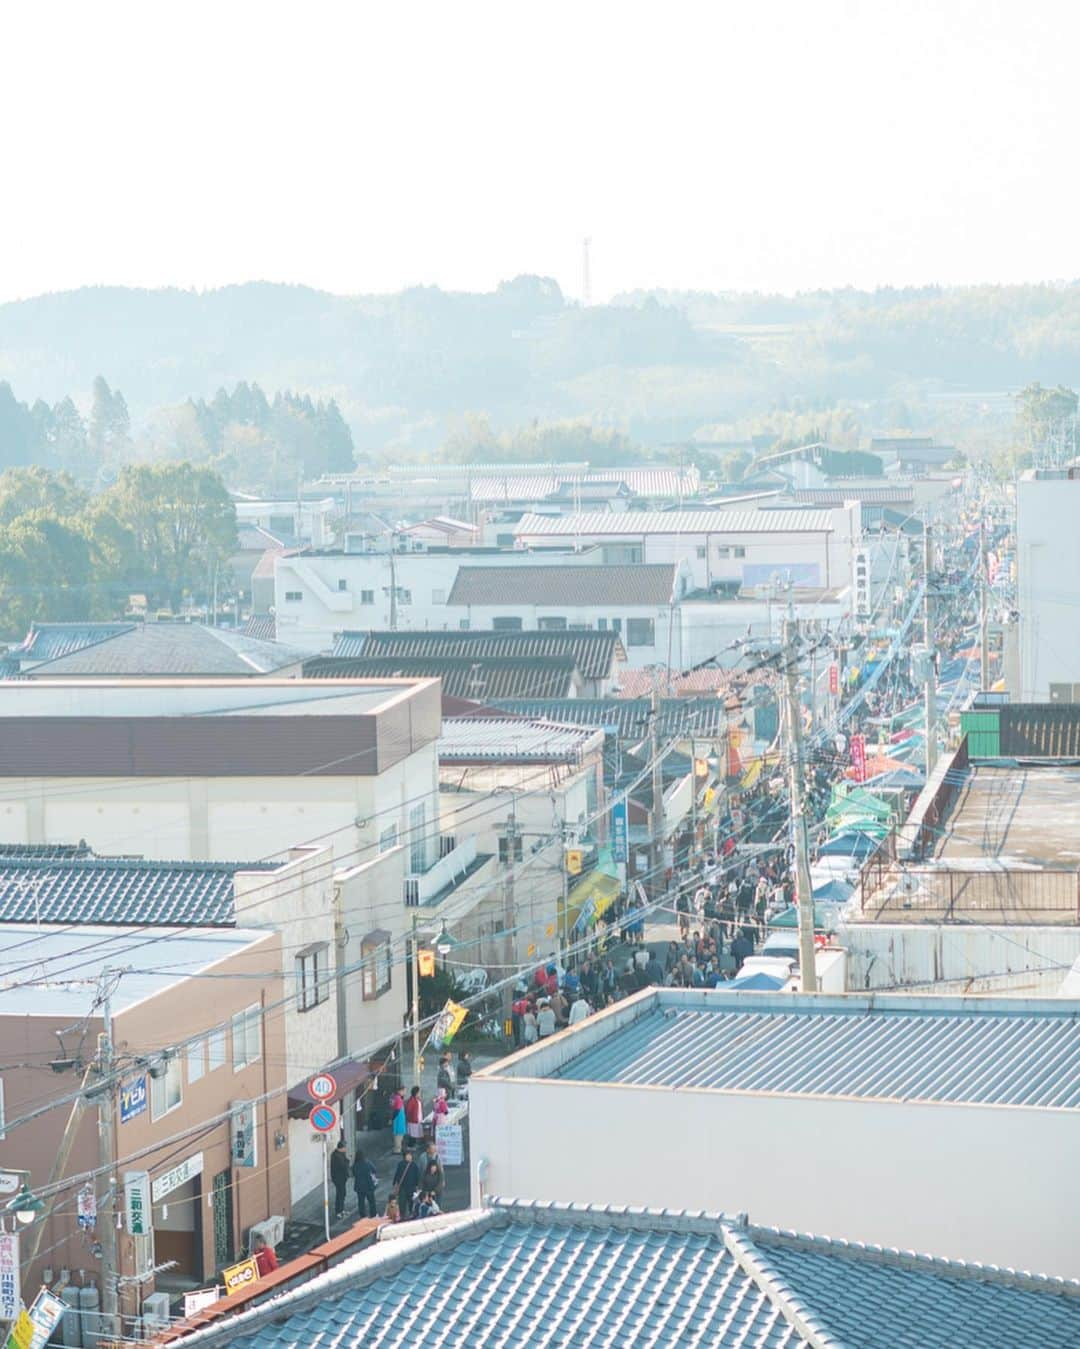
[545,992,1080,1108]
[192,1202,1080,1349]
[0,858,276,927]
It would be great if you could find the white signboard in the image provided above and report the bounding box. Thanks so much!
[151,1151,204,1203]
[27,1287,67,1348]
[123,1171,151,1237]
[435,1123,463,1167]
[0,1229,20,1321]
[183,1287,223,1318]
[0,1173,21,1197]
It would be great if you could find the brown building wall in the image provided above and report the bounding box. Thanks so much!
[0,932,290,1317]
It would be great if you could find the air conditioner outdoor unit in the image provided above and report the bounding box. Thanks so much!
[142,1291,171,1330]
[249,1215,286,1249]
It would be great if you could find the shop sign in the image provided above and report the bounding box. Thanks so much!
[123,1171,151,1237]
[119,1075,148,1125]
[222,1258,260,1296]
[231,1102,256,1169]
[435,1124,464,1166]
[151,1151,204,1203]
[25,1287,67,1348]
[0,1231,20,1322]
[611,800,628,862]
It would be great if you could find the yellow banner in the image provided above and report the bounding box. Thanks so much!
[222,1258,260,1297]
[430,999,469,1049]
[7,1310,33,1349]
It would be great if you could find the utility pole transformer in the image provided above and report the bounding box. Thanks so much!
[780,617,818,993]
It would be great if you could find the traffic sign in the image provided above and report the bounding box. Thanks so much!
[309,1103,338,1134]
[308,1072,337,1102]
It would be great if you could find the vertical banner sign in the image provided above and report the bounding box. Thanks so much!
[435,1123,464,1166]
[611,799,628,862]
[123,1171,151,1237]
[828,664,839,696]
[850,733,867,784]
[231,1101,256,1168]
[0,1230,20,1323]
[119,1074,148,1125]
[77,1183,97,1230]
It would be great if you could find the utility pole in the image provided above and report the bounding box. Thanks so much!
[979,518,990,691]
[500,806,520,1030]
[923,526,938,774]
[649,683,664,902]
[780,617,817,993]
[97,973,119,1341]
[410,914,421,1081]
[388,535,398,631]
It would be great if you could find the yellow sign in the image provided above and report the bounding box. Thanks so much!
[729,727,743,747]
[417,948,436,978]
[565,849,584,876]
[545,922,555,937]
[222,1258,260,1297]
[7,1310,33,1349]
[430,999,469,1049]
[526,943,536,957]
[703,787,716,809]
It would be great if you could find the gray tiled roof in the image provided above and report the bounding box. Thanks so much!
[305,655,580,700]
[447,563,678,607]
[331,629,626,680]
[0,857,276,927]
[440,717,604,763]
[23,623,313,676]
[15,622,135,663]
[194,1200,1080,1349]
[492,697,731,739]
[547,991,1080,1108]
[514,509,836,536]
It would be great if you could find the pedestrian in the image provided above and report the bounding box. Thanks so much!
[432,1086,449,1131]
[418,1161,443,1204]
[352,1145,377,1218]
[417,1139,445,1197]
[384,1196,401,1223]
[731,926,754,973]
[404,1085,424,1145]
[330,1139,350,1219]
[437,1053,457,1097]
[252,1232,278,1276]
[568,993,591,1025]
[390,1088,406,1154]
[456,1049,473,1090]
[676,890,691,937]
[645,949,664,985]
[523,1004,538,1043]
[392,1147,420,1211]
[537,1001,557,1038]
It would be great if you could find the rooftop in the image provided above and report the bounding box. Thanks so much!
[439,716,604,763]
[935,764,1080,868]
[493,990,1080,1109]
[447,562,678,607]
[0,857,278,927]
[0,679,412,719]
[19,622,313,677]
[0,924,272,1016]
[470,466,700,502]
[513,508,837,536]
[175,1198,1080,1349]
[491,696,732,739]
[331,629,626,680]
[11,622,135,664]
[305,655,581,699]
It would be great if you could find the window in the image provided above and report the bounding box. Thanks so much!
[626,617,655,647]
[716,546,731,559]
[499,834,524,863]
[568,623,592,631]
[538,616,567,631]
[297,943,331,1012]
[492,616,522,631]
[394,587,411,606]
[409,801,427,875]
[284,590,303,603]
[360,589,375,605]
[379,823,399,853]
[231,1006,262,1071]
[611,618,622,634]
[361,930,392,1000]
[696,545,707,559]
[207,1027,226,1072]
[187,1039,206,1084]
[459,620,470,631]
[269,514,294,537]
[597,618,608,631]
[151,1057,182,1120]
[431,589,447,605]
[496,533,515,547]
[337,578,348,592]
[734,546,746,559]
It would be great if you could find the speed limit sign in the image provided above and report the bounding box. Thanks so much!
[308,1072,337,1102]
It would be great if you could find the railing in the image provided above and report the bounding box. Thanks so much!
[860,860,1080,923]
[404,835,478,907]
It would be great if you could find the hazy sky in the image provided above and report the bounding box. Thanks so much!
[2,0,1076,304]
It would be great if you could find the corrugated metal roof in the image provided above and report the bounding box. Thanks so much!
[440,717,603,762]
[471,467,700,502]
[24,623,314,677]
[513,509,836,536]
[15,622,135,663]
[492,697,731,739]
[0,857,276,927]
[547,992,1080,1108]
[785,487,915,505]
[196,1199,1080,1349]
[332,629,626,680]
[305,655,580,699]
[448,563,677,607]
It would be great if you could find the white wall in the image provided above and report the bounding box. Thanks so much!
[675,596,849,669]
[470,1065,1078,1278]
[449,601,676,668]
[1017,474,1080,700]
[335,848,410,1059]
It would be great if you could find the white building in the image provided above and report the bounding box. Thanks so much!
[234,496,338,547]
[1015,468,1080,701]
[470,989,1080,1279]
[273,547,606,650]
[512,506,862,594]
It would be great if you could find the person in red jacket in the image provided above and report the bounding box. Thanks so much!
[252,1233,278,1276]
[404,1084,424,1144]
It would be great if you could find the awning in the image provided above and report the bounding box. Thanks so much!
[287,1057,371,1120]
[565,870,622,934]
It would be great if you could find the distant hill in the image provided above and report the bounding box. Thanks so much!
[1,277,1078,453]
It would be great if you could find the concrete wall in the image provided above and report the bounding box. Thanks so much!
[470,1063,1078,1278]
[446,600,676,668]
[1017,474,1080,701]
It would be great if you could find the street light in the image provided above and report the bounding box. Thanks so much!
[4,1178,44,1226]
[435,923,456,957]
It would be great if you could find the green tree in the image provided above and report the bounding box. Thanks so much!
[98,463,237,609]
[0,383,36,469]
[0,510,97,636]
[88,376,131,468]
[1016,382,1078,455]
[0,466,88,525]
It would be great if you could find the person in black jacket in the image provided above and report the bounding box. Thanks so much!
[330,1140,350,1219]
[391,1148,420,1211]
[352,1146,377,1218]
